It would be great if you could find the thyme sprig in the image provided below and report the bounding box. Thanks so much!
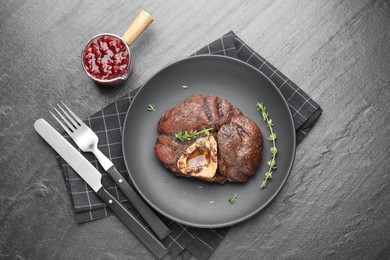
[256,102,277,188]
[175,128,212,141]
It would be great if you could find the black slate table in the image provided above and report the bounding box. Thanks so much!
[1,0,389,259]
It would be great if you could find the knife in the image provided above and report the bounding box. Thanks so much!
[34,118,168,259]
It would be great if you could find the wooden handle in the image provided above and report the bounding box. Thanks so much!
[121,10,153,46]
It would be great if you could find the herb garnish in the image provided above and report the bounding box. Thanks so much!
[256,102,277,188]
[209,200,215,204]
[182,85,188,89]
[164,177,169,183]
[147,103,155,111]
[175,128,212,141]
[229,193,237,204]
[198,186,203,189]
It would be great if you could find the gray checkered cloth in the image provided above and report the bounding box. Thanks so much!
[58,31,322,260]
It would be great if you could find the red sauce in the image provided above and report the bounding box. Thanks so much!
[83,35,129,80]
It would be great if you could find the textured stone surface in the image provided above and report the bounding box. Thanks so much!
[1,0,390,259]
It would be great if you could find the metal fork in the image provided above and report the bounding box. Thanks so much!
[51,102,170,240]
[52,103,112,170]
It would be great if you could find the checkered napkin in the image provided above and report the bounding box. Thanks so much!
[57,31,322,259]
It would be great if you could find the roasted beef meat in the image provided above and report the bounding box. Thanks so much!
[154,94,263,183]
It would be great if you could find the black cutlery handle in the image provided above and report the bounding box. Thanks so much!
[107,165,170,240]
[96,187,168,259]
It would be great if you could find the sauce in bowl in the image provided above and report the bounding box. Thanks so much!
[82,33,132,85]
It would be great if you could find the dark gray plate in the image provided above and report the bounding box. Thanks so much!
[122,55,296,228]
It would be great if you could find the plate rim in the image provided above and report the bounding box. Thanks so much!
[122,55,296,228]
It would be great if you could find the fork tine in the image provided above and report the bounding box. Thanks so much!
[57,104,80,129]
[61,101,84,126]
[50,110,73,136]
[53,106,76,132]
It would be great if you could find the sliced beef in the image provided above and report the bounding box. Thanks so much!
[157,94,212,134]
[154,135,185,173]
[217,115,263,182]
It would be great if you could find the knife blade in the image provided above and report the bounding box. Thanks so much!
[34,118,168,259]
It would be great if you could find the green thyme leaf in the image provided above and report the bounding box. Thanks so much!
[267,133,276,141]
[262,112,268,121]
[164,177,169,183]
[175,131,187,141]
[267,160,275,167]
[198,186,203,189]
[147,103,155,111]
[209,201,215,204]
[229,193,237,204]
[182,85,188,89]
[256,102,264,111]
[181,131,190,140]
